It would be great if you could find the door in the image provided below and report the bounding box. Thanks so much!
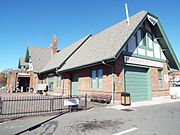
[125,66,150,102]
[71,73,78,96]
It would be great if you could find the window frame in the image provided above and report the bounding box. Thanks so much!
[56,76,61,88]
[48,77,54,91]
[91,68,103,90]
[158,69,164,90]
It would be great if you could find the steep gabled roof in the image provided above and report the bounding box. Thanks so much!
[56,10,179,72]
[40,35,91,73]
[154,20,180,70]
[58,10,148,72]
[18,57,28,68]
[25,46,51,73]
[34,10,179,74]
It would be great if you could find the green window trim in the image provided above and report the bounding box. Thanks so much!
[91,69,103,90]
[56,76,61,88]
[48,77,53,91]
[158,69,164,90]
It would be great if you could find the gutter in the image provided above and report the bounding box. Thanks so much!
[57,58,115,73]
[39,68,56,75]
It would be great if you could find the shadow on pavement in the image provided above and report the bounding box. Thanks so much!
[14,111,67,135]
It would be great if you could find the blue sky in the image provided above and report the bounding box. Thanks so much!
[0,0,180,71]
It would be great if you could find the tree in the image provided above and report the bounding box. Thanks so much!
[0,68,12,87]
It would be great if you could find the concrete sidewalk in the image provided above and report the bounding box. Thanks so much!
[108,96,180,110]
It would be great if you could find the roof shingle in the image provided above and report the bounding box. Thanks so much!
[40,35,91,73]
[58,10,147,72]
[28,46,51,73]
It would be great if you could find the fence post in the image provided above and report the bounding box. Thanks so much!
[50,97,54,111]
[85,94,87,110]
[0,97,2,115]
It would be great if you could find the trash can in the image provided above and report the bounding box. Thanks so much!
[121,92,131,106]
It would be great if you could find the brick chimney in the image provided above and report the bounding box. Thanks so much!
[51,35,58,57]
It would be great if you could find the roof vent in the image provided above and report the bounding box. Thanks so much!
[125,3,130,25]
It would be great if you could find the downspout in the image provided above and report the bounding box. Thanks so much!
[102,61,115,104]
[62,78,64,97]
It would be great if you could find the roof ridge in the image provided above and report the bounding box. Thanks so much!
[92,10,147,38]
[52,34,91,58]
[40,34,92,73]
[57,34,92,69]
[28,45,51,50]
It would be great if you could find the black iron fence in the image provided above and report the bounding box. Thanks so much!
[0,95,87,121]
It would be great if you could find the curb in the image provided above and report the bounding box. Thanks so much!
[107,98,180,110]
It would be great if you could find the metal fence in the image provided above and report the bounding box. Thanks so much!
[0,95,87,121]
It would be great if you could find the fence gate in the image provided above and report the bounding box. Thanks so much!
[0,95,87,121]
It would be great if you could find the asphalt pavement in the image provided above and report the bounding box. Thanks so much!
[0,102,180,135]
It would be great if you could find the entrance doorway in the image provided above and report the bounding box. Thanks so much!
[18,77,30,92]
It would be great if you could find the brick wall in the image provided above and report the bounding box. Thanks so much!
[114,56,124,101]
[151,63,169,97]
[62,73,71,96]
[60,57,125,102]
[42,57,170,102]
[77,65,113,96]
[6,70,34,92]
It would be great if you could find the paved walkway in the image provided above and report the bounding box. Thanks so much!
[108,96,180,110]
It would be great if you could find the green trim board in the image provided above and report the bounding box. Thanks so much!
[132,54,166,63]
[156,21,180,70]
[125,23,167,62]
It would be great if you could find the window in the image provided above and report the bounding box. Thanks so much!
[91,69,103,89]
[137,28,147,46]
[97,69,103,89]
[48,77,53,91]
[137,30,141,45]
[56,76,61,88]
[92,70,97,89]
[44,79,47,84]
[158,69,163,90]
[147,33,153,49]
[137,29,146,46]
[128,36,136,53]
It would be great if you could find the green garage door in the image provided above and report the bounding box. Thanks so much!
[125,66,151,102]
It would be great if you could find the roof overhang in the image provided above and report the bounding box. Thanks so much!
[152,20,180,70]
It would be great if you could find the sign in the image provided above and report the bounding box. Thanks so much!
[18,73,30,76]
[37,84,47,90]
[147,15,158,26]
[64,98,79,106]
[124,56,163,68]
